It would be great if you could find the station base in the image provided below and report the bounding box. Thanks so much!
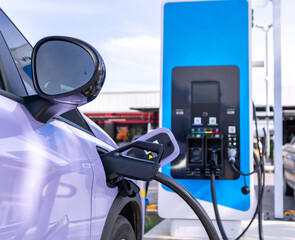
[170,219,242,239]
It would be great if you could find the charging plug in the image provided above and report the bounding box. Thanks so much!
[209,149,218,173]
[228,148,237,163]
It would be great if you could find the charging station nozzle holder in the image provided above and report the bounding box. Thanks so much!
[186,133,223,178]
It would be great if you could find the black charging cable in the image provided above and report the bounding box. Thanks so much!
[230,160,261,176]
[154,172,220,240]
[209,150,228,240]
[236,152,265,240]
[232,103,266,240]
[211,102,265,240]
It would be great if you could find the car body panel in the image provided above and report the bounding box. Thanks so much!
[283,139,295,191]
[0,95,94,239]
[65,118,119,239]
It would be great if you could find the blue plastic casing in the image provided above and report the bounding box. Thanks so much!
[161,0,251,212]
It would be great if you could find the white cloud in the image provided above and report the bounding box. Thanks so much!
[1,1,100,15]
[101,35,161,92]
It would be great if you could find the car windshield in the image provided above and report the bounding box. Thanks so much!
[0,10,36,95]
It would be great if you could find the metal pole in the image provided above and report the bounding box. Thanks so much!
[265,27,271,162]
[265,75,269,160]
[255,24,272,162]
[273,0,284,219]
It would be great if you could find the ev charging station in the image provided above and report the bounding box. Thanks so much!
[159,0,254,238]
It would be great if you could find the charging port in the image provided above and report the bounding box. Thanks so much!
[205,135,223,177]
[186,134,205,176]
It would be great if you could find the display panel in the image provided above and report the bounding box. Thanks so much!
[192,82,219,104]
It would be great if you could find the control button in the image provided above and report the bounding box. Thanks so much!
[233,137,237,141]
[209,117,217,125]
[228,142,232,146]
[215,134,220,138]
[228,126,236,134]
[202,112,208,117]
[194,117,202,125]
[233,142,237,146]
[228,137,232,141]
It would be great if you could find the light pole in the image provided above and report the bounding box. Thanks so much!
[255,23,273,162]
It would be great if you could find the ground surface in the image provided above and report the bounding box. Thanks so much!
[144,171,295,239]
[146,172,295,220]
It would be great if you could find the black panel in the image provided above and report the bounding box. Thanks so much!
[171,66,240,180]
[60,108,94,135]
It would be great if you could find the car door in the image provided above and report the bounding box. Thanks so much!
[0,10,93,239]
[59,110,119,239]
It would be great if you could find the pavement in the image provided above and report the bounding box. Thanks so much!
[144,219,295,240]
[144,172,295,239]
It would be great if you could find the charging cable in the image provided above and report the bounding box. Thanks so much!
[154,172,219,240]
[209,150,228,240]
[228,148,262,176]
[209,102,265,240]
[229,103,266,240]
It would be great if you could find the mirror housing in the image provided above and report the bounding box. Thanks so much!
[25,36,106,123]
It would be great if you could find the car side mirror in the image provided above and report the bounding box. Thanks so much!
[32,36,105,104]
[25,36,106,123]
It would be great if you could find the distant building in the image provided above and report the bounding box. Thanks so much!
[254,86,295,144]
[80,87,295,144]
[80,91,159,143]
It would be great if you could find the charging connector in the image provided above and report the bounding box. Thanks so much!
[228,148,237,164]
[209,149,218,171]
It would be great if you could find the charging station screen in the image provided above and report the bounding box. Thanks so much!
[192,82,218,104]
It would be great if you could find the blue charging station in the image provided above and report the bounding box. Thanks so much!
[159,0,254,238]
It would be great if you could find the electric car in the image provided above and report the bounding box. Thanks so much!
[0,9,148,240]
[283,136,295,196]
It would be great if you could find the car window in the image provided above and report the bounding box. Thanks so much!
[0,10,36,95]
[59,109,94,136]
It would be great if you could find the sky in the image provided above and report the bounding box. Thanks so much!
[1,0,294,105]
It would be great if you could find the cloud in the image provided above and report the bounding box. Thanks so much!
[101,35,161,92]
[1,1,101,15]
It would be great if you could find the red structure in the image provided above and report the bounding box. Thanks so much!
[85,109,159,144]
